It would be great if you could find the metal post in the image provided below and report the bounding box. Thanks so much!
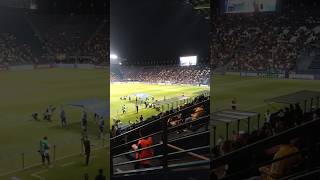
[162,116,168,170]
[21,153,25,170]
[310,98,314,111]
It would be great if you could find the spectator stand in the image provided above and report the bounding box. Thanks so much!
[211,118,320,180]
[210,110,260,146]
[265,90,320,113]
[111,99,211,179]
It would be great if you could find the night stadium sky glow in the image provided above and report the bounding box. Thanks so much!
[110,0,209,62]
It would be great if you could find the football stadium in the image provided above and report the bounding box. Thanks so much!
[0,1,109,180]
[110,0,212,179]
[110,0,320,180]
[207,0,320,179]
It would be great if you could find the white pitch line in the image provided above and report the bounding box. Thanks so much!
[30,169,48,180]
[60,162,75,168]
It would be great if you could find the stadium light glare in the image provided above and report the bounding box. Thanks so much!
[110,54,118,60]
[119,62,122,65]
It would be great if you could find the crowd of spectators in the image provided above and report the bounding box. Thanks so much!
[0,33,36,65]
[116,65,210,85]
[0,13,107,66]
[211,104,320,179]
[31,15,107,64]
[211,4,320,72]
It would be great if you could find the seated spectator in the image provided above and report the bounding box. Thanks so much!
[259,139,302,180]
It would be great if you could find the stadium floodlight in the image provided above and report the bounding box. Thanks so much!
[110,54,118,60]
[119,62,122,65]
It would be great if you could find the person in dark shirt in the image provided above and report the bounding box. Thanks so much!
[83,136,91,166]
[94,169,106,180]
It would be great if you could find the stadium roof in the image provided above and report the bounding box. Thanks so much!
[211,110,258,124]
[265,90,320,104]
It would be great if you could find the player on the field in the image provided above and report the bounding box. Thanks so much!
[60,106,67,128]
[99,116,104,139]
[136,101,139,114]
[83,136,91,166]
[122,104,126,114]
[39,136,50,166]
[32,112,39,121]
[81,109,88,132]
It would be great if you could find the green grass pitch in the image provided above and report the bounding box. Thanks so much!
[0,68,109,180]
[211,74,320,142]
[110,83,209,125]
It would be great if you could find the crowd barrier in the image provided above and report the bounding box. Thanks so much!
[219,71,318,80]
[0,63,108,72]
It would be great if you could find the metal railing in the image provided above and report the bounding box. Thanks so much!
[111,99,211,176]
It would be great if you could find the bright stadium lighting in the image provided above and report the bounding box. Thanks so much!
[180,56,197,66]
[110,54,118,60]
[119,62,122,65]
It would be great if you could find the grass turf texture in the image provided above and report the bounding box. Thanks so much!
[211,74,320,142]
[110,83,209,125]
[0,68,109,179]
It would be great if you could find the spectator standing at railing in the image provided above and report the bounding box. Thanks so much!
[131,128,154,169]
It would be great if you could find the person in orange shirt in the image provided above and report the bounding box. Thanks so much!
[131,128,154,169]
[191,105,205,121]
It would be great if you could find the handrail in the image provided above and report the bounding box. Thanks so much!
[113,155,164,167]
[111,99,209,140]
[168,145,210,158]
[113,143,163,158]
[211,119,320,169]
[113,166,164,175]
[168,130,210,144]
[112,131,163,151]
[287,168,320,180]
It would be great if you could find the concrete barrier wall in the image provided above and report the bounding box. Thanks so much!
[9,65,34,71]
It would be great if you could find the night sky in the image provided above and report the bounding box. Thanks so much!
[110,0,210,63]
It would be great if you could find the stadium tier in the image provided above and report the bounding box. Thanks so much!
[211,2,320,73]
[0,7,106,66]
[111,65,210,85]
